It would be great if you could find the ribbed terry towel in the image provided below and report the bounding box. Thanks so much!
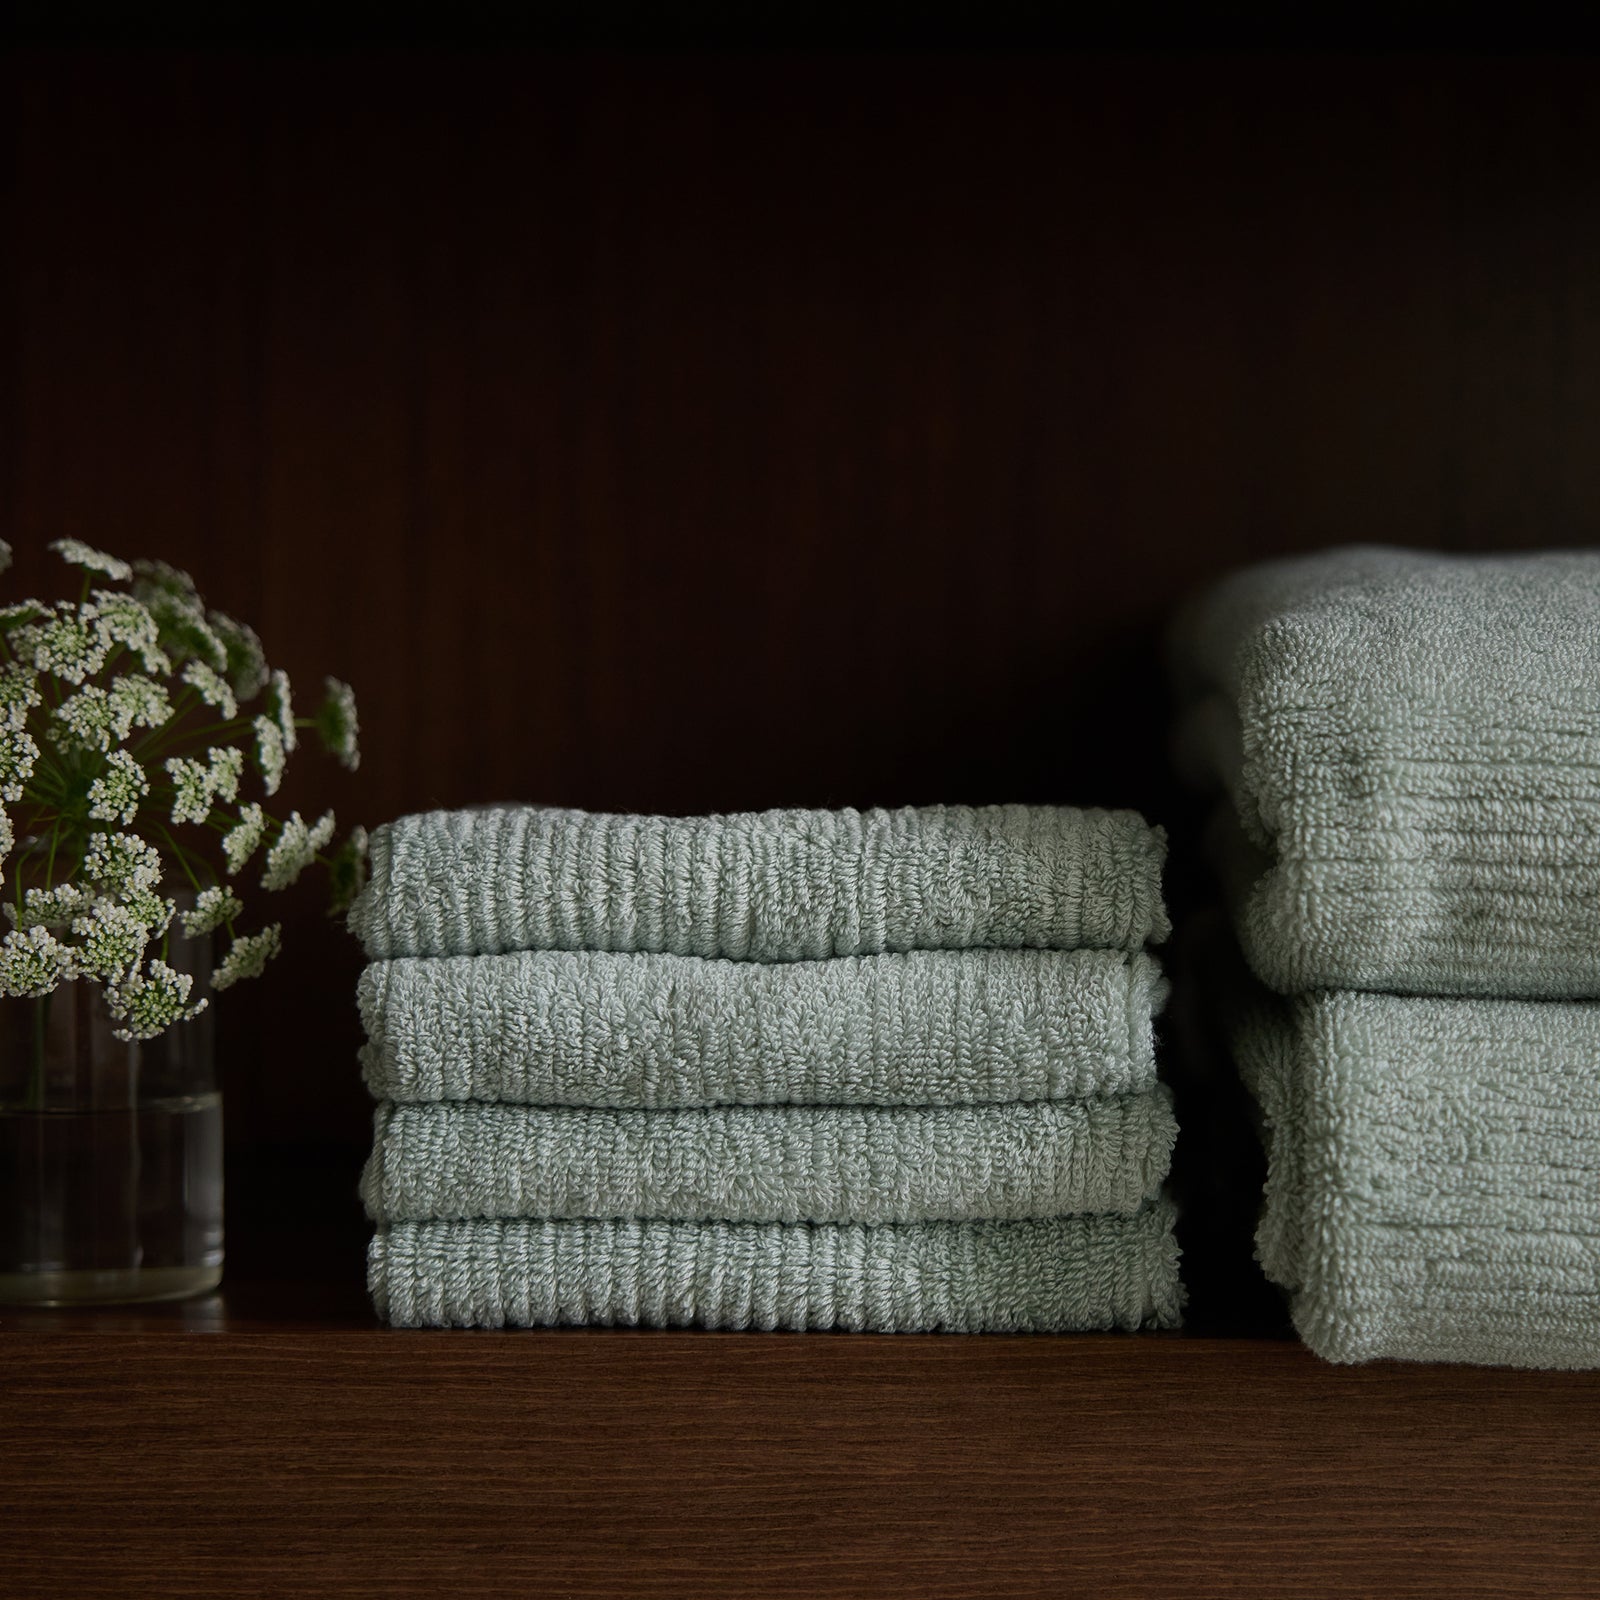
[358,946,1166,1107]
[369,1204,1183,1332]
[1170,545,1600,998]
[1237,989,1600,1367]
[359,1092,1177,1225]
[348,804,1170,963]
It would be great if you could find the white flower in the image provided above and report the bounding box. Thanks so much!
[182,659,238,721]
[221,803,267,875]
[0,602,46,635]
[206,745,244,805]
[17,603,110,685]
[166,745,244,826]
[180,884,242,938]
[53,685,120,752]
[118,888,175,940]
[252,714,285,795]
[88,748,151,824]
[0,924,78,997]
[313,677,360,771]
[0,727,39,801]
[10,884,95,931]
[0,808,12,885]
[104,958,207,1041]
[264,669,297,754]
[210,923,281,991]
[131,561,228,673]
[94,591,170,675]
[83,831,163,894]
[0,664,41,732]
[50,539,133,582]
[261,809,335,892]
[72,901,154,980]
[166,756,213,826]
[108,673,172,735]
[210,611,269,700]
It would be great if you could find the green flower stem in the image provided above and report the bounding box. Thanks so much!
[152,823,205,893]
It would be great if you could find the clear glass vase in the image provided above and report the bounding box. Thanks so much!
[0,919,221,1306]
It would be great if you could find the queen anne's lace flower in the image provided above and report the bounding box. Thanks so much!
[72,901,154,980]
[166,744,245,826]
[0,728,39,802]
[11,883,95,930]
[206,745,244,805]
[0,925,79,997]
[18,603,110,685]
[182,659,238,721]
[210,922,281,991]
[0,601,46,633]
[53,685,121,752]
[209,611,270,701]
[0,664,41,732]
[0,544,358,1035]
[131,561,228,673]
[222,803,267,875]
[93,591,171,675]
[83,831,163,895]
[180,883,243,938]
[166,756,213,826]
[261,809,335,892]
[88,748,150,825]
[105,958,207,1042]
[108,673,172,735]
[265,669,297,754]
[314,677,360,771]
[252,714,286,795]
[50,539,133,582]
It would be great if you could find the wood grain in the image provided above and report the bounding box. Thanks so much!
[3,1330,1598,1598]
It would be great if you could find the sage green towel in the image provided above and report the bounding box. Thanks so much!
[359,1093,1176,1226]
[369,1204,1183,1332]
[348,804,1170,963]
[1170,546,1600,997]
[358,947,1165,1107]
[1237,989,1600,1368]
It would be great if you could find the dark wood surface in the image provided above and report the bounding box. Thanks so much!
[5,1312,1600,1599]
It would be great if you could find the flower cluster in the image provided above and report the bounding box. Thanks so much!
[0,540,366,1039]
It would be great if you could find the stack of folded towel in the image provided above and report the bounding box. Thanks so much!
[1172,546,1600,1367]
[349,805,1184,1332]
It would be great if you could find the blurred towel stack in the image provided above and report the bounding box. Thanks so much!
[1173,547,1600,1367]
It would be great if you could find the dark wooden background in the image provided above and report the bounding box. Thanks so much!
[5,45,1600,1160]
[8,42,1600,1598]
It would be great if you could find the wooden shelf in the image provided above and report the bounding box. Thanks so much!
[7,1273,1600,1598]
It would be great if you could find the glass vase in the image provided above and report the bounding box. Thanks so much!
[0,921,221,1306]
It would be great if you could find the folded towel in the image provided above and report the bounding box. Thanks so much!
[348,804,1170,963]
[359,1093,1177,1225]
[1170,545,1600,997]
[358,946,1166,1108]
[369,1204,1183,1331]
[1236,988,1600,1367]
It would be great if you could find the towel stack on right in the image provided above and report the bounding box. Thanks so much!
[1172,546,1600,1367]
